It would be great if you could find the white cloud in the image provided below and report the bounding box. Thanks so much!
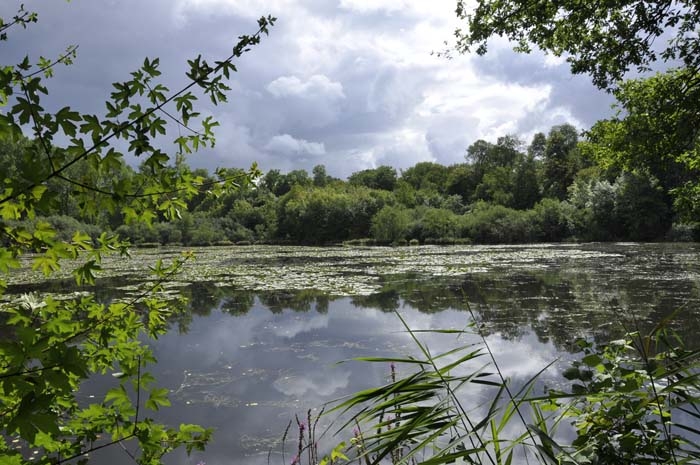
[272,313,329,338]
[265,134,326,156]
[267,74,345,100]
[273,369,350,397]
[174,0,295,22]
[338,0,408,14]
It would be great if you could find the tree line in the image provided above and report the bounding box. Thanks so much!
[3,121,696,247]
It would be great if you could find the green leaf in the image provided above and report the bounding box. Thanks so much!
[0,452,23,465]
[0,247,20,273]
[146,387,171,411]
[582,354,602,367]
[55,106,81,136]
[32,255,59,276]
[105,385,131,410]
[72,259,102,285]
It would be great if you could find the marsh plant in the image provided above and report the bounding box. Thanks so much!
[279,313,700,465]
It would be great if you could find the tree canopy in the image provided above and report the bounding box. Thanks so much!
[455,0,700,222]
[455,0,700,91]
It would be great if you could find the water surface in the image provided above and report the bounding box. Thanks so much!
[5,243,700,464]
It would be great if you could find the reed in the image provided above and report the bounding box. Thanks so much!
[276,309,700,465]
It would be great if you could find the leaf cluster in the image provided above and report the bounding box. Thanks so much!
[455,0,700,91]
[0,4,275,464]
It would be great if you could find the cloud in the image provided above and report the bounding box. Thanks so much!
[265,134,326,156]
[1,0,616,179]
[273,369,350,397]
[272,313,330,338]
[468,41,616,129]
[339,0,407,14]
[267,74,345,100]
[174,0,296,22]
[261,74,347,130]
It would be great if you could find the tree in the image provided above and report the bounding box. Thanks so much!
[542,124,580,200]
[348,165,397,191]
[400,162,449,193]
[511,154,541,209]
[370,205,410,243]
[454,0,700,91]
[465,135,526,207]
[615,171,670,240]
[312,164,332,187]
[528,132,546,159]
[261,168,311,196]
[261,168,285,195]
[474,165,514,206]
[0,5,274,464]
[452,1,700,221]
[585,68,700,220]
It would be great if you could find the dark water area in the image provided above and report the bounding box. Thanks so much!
[5,243,700,464]
[86,300,565,465]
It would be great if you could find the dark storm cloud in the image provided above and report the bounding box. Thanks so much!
[1,1,617,178]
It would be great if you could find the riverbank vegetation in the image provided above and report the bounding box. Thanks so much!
[3,121,698,247]
[295,319,700,465]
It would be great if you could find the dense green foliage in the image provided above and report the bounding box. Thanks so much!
[453,0,700,229]
[454,0,700,91]
[6,119,696,248]
[0,5,274,464]
[585,68,700,221]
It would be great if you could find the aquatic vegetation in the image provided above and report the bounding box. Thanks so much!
[278,316,700,465]
[3,243,700,463]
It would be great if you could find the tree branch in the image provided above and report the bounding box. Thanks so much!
[0,19,273,207]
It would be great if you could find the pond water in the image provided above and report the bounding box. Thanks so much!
[5,243,700,464]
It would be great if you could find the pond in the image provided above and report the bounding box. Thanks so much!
[5,243,700,464]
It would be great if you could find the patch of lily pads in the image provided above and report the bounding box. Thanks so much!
[4,243,700,302]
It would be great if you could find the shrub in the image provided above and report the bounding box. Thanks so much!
[666,222,700,241]
[154,222,182,244]
[343,238,377,246]
[462,202,536,243]
[189,217,226,246]
[115,222,159,244]
[412,207,461,242]
[532,198,572,241]
[370,206,411,243]
[134,242,160,248]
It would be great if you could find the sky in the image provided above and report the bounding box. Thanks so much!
[1,0,615,179]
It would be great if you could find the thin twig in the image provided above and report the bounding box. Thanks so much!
[21,45,79,80]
